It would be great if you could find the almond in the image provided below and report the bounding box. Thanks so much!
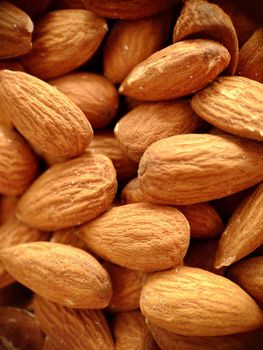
[115,99,203,162]
[121,178,148,204]
[10,0,52,17]
[16,153,117,231]
[215,183,263,268]
[49,72,119,129]
[51,228,87,250]
[192,76,263,141]
[21,9,107,79]
[0,242,112,308]
[119,39,230,101]
[34,295,114,350]
[140,266,263,336]
[82,0,178,19]
[43,337,59,350]
[103,12,172,84]
[138,134,263,204]
[78,203,190,272]
[237,27,263,83]
[173,0,238,74]
[104,262,144,312]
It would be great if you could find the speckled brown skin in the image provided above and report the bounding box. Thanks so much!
[0,242,112,308]
[140,266,263,336]
[34,295,114,350]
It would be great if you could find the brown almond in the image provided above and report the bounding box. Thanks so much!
[119,39,230,101]
[215,183,263,268]
[21,9,107,79]
[0,242,112,308]
[103,12,172,84]
[78,203,190,272]
[43,337,60,350]
[34,295,114,350]
[49,72,119,129]
[51,228,87,250]
[121,178,148,204]
[140,266,263,336]
[138,134,263,205]
[16,153,117,231]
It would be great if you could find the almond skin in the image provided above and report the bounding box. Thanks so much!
[119,39,230,101]
[21,9,107,79]
[78,203,190,272]
[0,125,38,196]
[0,242,112,308]
[115,100,203,162]
[138,134,263,205]
[173,0,238,74]
[121,178,148,204]
[103,12,172,84]
[140,266,263,336]
[192,76,263,141]
[16,153,117,231]
[227,256,263,305]
[34,295,114,350]
[0,70,93,163]
[82,0,178,19]
[215,183,263,269]
[49,72,119,129]
[51,228,87,250]
[0,1,33,59]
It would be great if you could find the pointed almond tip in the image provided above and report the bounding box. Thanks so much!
[214,255,236,269]
[118,84,124,94]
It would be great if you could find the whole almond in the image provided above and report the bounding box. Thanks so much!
[119,39,230,101]
[115,99,203,162]
[121,178,148,204]
[0,125,38,196]
[192,76,263,141]
[82,0,178,19]
[0,242,112,308]
[78,203,190,272]
[0,70,93,163]
[49,72,119,129]
[34,295,114,350]
[0,1,33,59]
[140,266,263,336]
[215,183,263,268]
[10,0,51,17]
[103,12,172,84]
[138,134,263,204]
[21,9,107,79]
[16,153,117,231]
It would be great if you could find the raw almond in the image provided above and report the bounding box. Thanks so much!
[34,294,114,350]
[51,228,87,250]
[0,70,93,163]
[43,337,59,350]
[173,0,238,74]
[10,0,51,17]
[140,266,263,336]
[138,134,263,204]
[121,178,148,204]
[103,12,172,84]
[78,202,190,272]
[115,99,203,162]
[16,153,117,231]
[0,242,112,308]
[215,183,263,268]
[49,72,119,129]
[119,39,230,101]
[191,76,263,141]
[21,9,107,79]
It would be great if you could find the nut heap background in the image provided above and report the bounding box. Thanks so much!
[0,0,262,349]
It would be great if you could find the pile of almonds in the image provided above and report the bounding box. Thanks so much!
[0,0,262,349]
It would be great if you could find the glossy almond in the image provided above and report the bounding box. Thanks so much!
[115,100,203,162]
[103,12,172,84]
[34,295,114,350]
[215,183,263,268]
[0,70,93,163]
[21,10,107,79]
[16,154,117,231]
[119,39,230,101]
[173,0,238,74]
[78,203,190,272]
[0,125,38,196]
[49,72,119,129]
[138,134,263,205]
[0,242,112,308]
[192,76,263,141]
[140,266,263,336]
